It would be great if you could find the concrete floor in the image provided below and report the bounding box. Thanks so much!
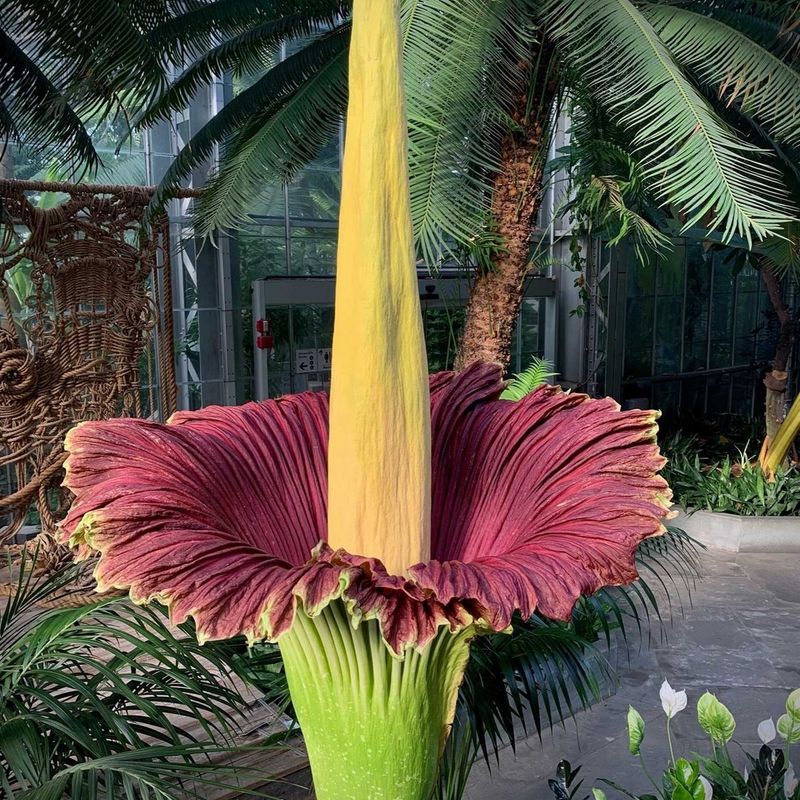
[464,550,800,799]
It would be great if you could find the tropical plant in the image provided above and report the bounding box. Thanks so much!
[223,357,702,799]
[0,553,282,799]
[662,435,800,517]
[114,0,800,370]
[0,0,171,176]
[559,49,800,477]
[550,682,800,800]
[6,2,800,371]
[58,4,675,800]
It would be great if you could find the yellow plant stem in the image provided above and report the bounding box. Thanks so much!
[761,392,800,478]
[327,0,431,573]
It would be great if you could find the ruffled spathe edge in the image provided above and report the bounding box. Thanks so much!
[62,364,673,658]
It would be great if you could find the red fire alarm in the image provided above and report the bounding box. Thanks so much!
[255,319,274,350]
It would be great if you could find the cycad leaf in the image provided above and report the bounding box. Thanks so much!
[147,25,349,224]
[403,0,532,265]
[149,0,349,62]
[0,28,99,171]
[196,46,348,234]
[645,4,800,147]
[542,0,797,246]
[136,6,346,130]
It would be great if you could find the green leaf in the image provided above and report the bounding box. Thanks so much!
[195,39,350,234]
[777,712,800,743]
[403,0,539,266]
[0,557,275,798]
[643,5,800,147]
[627,706,646,755]
[593,790,608,800]
[787,688,800,721]
[149,24,350,228]
[670,759,706,800]
[500,358,557,400]
[674,758,700,788]
[541,0,797,246]
[697,692,736,744]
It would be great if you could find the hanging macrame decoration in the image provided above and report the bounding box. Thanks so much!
[0,179,179,569]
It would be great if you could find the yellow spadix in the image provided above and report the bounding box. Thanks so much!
[326,0,431,574]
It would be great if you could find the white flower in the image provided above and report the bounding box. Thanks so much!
[660,680,688,719]
[699,775,713,800]
[785,762,798,798]
[758,718,777,744]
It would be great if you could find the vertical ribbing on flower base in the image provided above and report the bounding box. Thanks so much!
[326,0,431,574]
[279,602,473,800]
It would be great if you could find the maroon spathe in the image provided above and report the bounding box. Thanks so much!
[62,362,671,655]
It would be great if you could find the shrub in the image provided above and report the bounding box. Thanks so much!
[662,434,800,517]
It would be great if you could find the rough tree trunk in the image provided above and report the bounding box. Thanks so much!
[454,53,556,372]
[760,258,796,442]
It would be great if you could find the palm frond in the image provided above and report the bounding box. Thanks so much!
[433,709,477,800]
[589,525,702,651]
[403,0,534,266]
[148,0,349,63]
[147,25,349,226]
[669,1,800,61]
[135,6,347,131]
[549,91,671,262]
[460,614,611,766]
[0,558,280,799]
[3,0,165,100]
[587,174,672,254]
[0,29,99,172]
[645,5,800,147]
[0,0,170,175]
[501,357,558,400]
[194,42,349,234]
[542,0,797,246]
[182,0,540,259]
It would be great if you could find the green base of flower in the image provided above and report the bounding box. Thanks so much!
[279,600,474,800]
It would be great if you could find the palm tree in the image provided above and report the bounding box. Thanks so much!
[560,72,800,466]
[112,0,800,369]
[5,2,800,367]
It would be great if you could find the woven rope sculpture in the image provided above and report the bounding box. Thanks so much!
[0,179,182,589]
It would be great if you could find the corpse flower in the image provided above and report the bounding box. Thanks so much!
[61,2,672,798]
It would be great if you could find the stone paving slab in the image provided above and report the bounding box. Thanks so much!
[464,550,800,800]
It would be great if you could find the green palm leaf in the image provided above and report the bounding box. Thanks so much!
[645,4,800,147]
[0,555,281,799]
[147,25,350,225]
[135,5,347,131]
[148,0,349,63]
[0,0,169,176]
[403,0,534,266]
[542,0,797,246]
[0,29,99,172]
[195,42,349,234]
